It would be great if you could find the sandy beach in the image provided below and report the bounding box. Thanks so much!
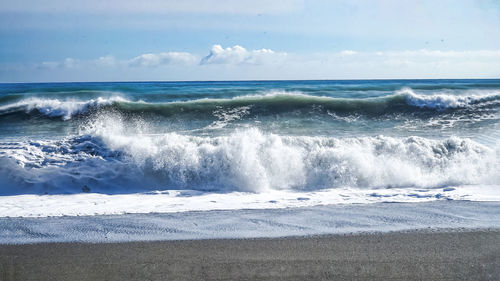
[1,229,499,281]
[2,2,500,281]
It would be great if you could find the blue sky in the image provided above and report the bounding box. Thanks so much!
[1,0,500,82]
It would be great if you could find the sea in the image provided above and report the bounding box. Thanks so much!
[0,79,499,218]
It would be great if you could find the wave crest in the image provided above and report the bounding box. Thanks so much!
[0,96,128,120]
[0,121,497,194]
[400,87,500,109]
[1,89,499,121]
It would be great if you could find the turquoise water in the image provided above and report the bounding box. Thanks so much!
[0,80,499,194]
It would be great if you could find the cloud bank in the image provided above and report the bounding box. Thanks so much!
[48,45,284,68]
[129,52,198,67]
[2,45,500,82]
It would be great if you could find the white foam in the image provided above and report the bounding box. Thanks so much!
[399,87,500,109]
[0,96,128,120]
[1,115,498,195]
[0,185,499,218]
[185,88,500,110]
[206,106,251,129]
[1,201,499,243]
[90,117,499,191]
[156,90,335,105]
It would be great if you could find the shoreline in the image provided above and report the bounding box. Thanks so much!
[1,185,499,218]
[1,229,499,280]
[1,201,499,244]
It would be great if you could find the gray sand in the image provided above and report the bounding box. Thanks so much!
[1,229,499,281]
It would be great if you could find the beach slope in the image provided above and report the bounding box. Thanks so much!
[1,230,499,281]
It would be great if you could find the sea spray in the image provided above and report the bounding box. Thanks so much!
[0,119,497,194]
[0,96,129,120]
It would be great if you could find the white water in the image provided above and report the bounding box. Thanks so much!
[2,201,499,243]
[0,96,128,120]
[0,185,498,218]
[2,88,500,120]
[1,114,498,196]
[400,88,500,109]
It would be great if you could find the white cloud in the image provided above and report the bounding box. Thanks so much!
[11,47,500,82]
[200,45,286,65]
[339,50,357,56]
[62,58,77,68]
[315,49,500,64]
[305,49,500,79]
[38,58,80,69]
[129,52,198,67]
[36,51,198,70]
[38,61,59,70]
[96,55,117,67]
[38,56,119,70]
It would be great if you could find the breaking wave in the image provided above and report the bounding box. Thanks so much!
[399,88,500,109]
[0,115,497,195]
[1,89,499,121]
[0,96,129,120]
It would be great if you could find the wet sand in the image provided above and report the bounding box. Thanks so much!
[1,229,499,281]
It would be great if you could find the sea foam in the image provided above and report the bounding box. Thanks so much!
[0,114,497,195]
[0,96,128,120]
[400,87,500,109]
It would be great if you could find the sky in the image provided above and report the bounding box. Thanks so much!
[1,0,500,82]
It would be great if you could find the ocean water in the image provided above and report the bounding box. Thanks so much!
[0,80,499,217]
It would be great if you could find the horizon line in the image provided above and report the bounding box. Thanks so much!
[2,77,500,85]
